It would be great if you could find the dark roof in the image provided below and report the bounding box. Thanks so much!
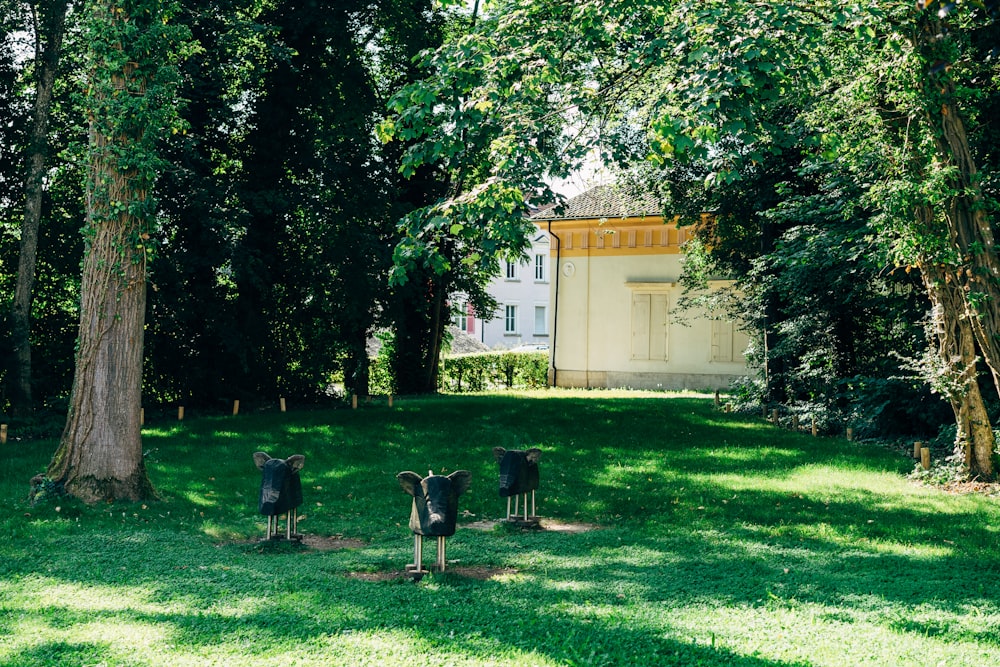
[531,184,662,220]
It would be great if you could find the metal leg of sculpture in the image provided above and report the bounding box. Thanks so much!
[506,496,512,521]
[531,490,536,518]
[406,534,423,574]
[435,536,446,572]
[523,492,528,521]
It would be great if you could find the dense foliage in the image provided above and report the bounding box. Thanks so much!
[380,0,1000,476]
[0,0,464,417]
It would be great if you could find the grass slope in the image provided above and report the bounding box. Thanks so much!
[2,390,999,666]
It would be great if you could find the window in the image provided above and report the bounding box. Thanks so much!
[631,292,669,360]
[505,304,518,334]
[534,305,547,335]
[452,301,468,332]
[505,261,518,280]
[534,254,547,282]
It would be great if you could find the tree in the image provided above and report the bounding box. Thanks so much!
[7,0,71,417]
[0,1,29,413]
[144,0,449,403]
[46,0,188,502]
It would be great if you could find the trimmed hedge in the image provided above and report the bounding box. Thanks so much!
[440,351,548,392]
[368,351,548,395]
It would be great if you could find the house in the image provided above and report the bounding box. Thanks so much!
[451,231,552,350]
[531,184,750,391]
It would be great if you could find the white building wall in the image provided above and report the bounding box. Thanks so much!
[479,233,552,349]
[546,220,750,391]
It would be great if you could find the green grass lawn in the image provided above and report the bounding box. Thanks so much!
[2,390,999,666]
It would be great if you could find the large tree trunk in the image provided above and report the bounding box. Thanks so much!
[919,243,995,479]
[343,332,371,399]
[914,10,1000,404]
[8,0,69,417]
[47,204,153,502]
[45,0,170,502]
[392,273,449,394]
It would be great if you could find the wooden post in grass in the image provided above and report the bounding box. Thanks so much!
[140,409,144,426]
[232,400,240,416]
[846,427,854,441]
[811,418,817,437]
[913,441,923,459]
[280,397,286,413]
[921,446,931,470]
[714,390,720,408]
[0,424,7,444]
[178,406,185,421]
[351,394,358,409]
[791,415,799,431]
[388,394,394,408]
[771,409,778,425]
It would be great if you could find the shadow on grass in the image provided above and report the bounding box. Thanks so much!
[6,642,112,667]
[4,393,1000,665]
[4,569,816,667]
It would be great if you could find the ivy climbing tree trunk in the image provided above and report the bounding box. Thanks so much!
[48,169,154,501]
[895,7,999,479]
[8,0,69,417]
[45,0,187,502]
[919,256,996,479]
[913,10,1000,411]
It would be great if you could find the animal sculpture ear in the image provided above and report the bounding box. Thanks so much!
[397,471,424,497]
[448,470,473,496]
[525,448,542,463]
[286,454,305,472]
[253,452,271,470]
[492,447,507,463]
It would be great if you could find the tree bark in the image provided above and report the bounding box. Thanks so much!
[919,234,995,479]
[47,210,153,501]
[8,0,69,417]
[47,116,154,501]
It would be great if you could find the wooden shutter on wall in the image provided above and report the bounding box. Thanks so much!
[632,293,650,360]
[711,319,734,362]
[632,292,669,361]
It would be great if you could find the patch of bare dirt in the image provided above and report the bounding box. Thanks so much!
[940,480,1000,498]
[465,518,600,533]
[301,534,365,551]
[344,566,519,582]
[540,519,601,533]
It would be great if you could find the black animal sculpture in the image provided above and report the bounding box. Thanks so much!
[493,447,542,522]
[397,470,472,574]
[253,451,305,541]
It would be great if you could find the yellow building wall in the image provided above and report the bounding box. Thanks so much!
[543,217,750,390]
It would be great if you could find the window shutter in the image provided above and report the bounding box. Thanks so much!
[632,293,651,360]
[651,293,669,361]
